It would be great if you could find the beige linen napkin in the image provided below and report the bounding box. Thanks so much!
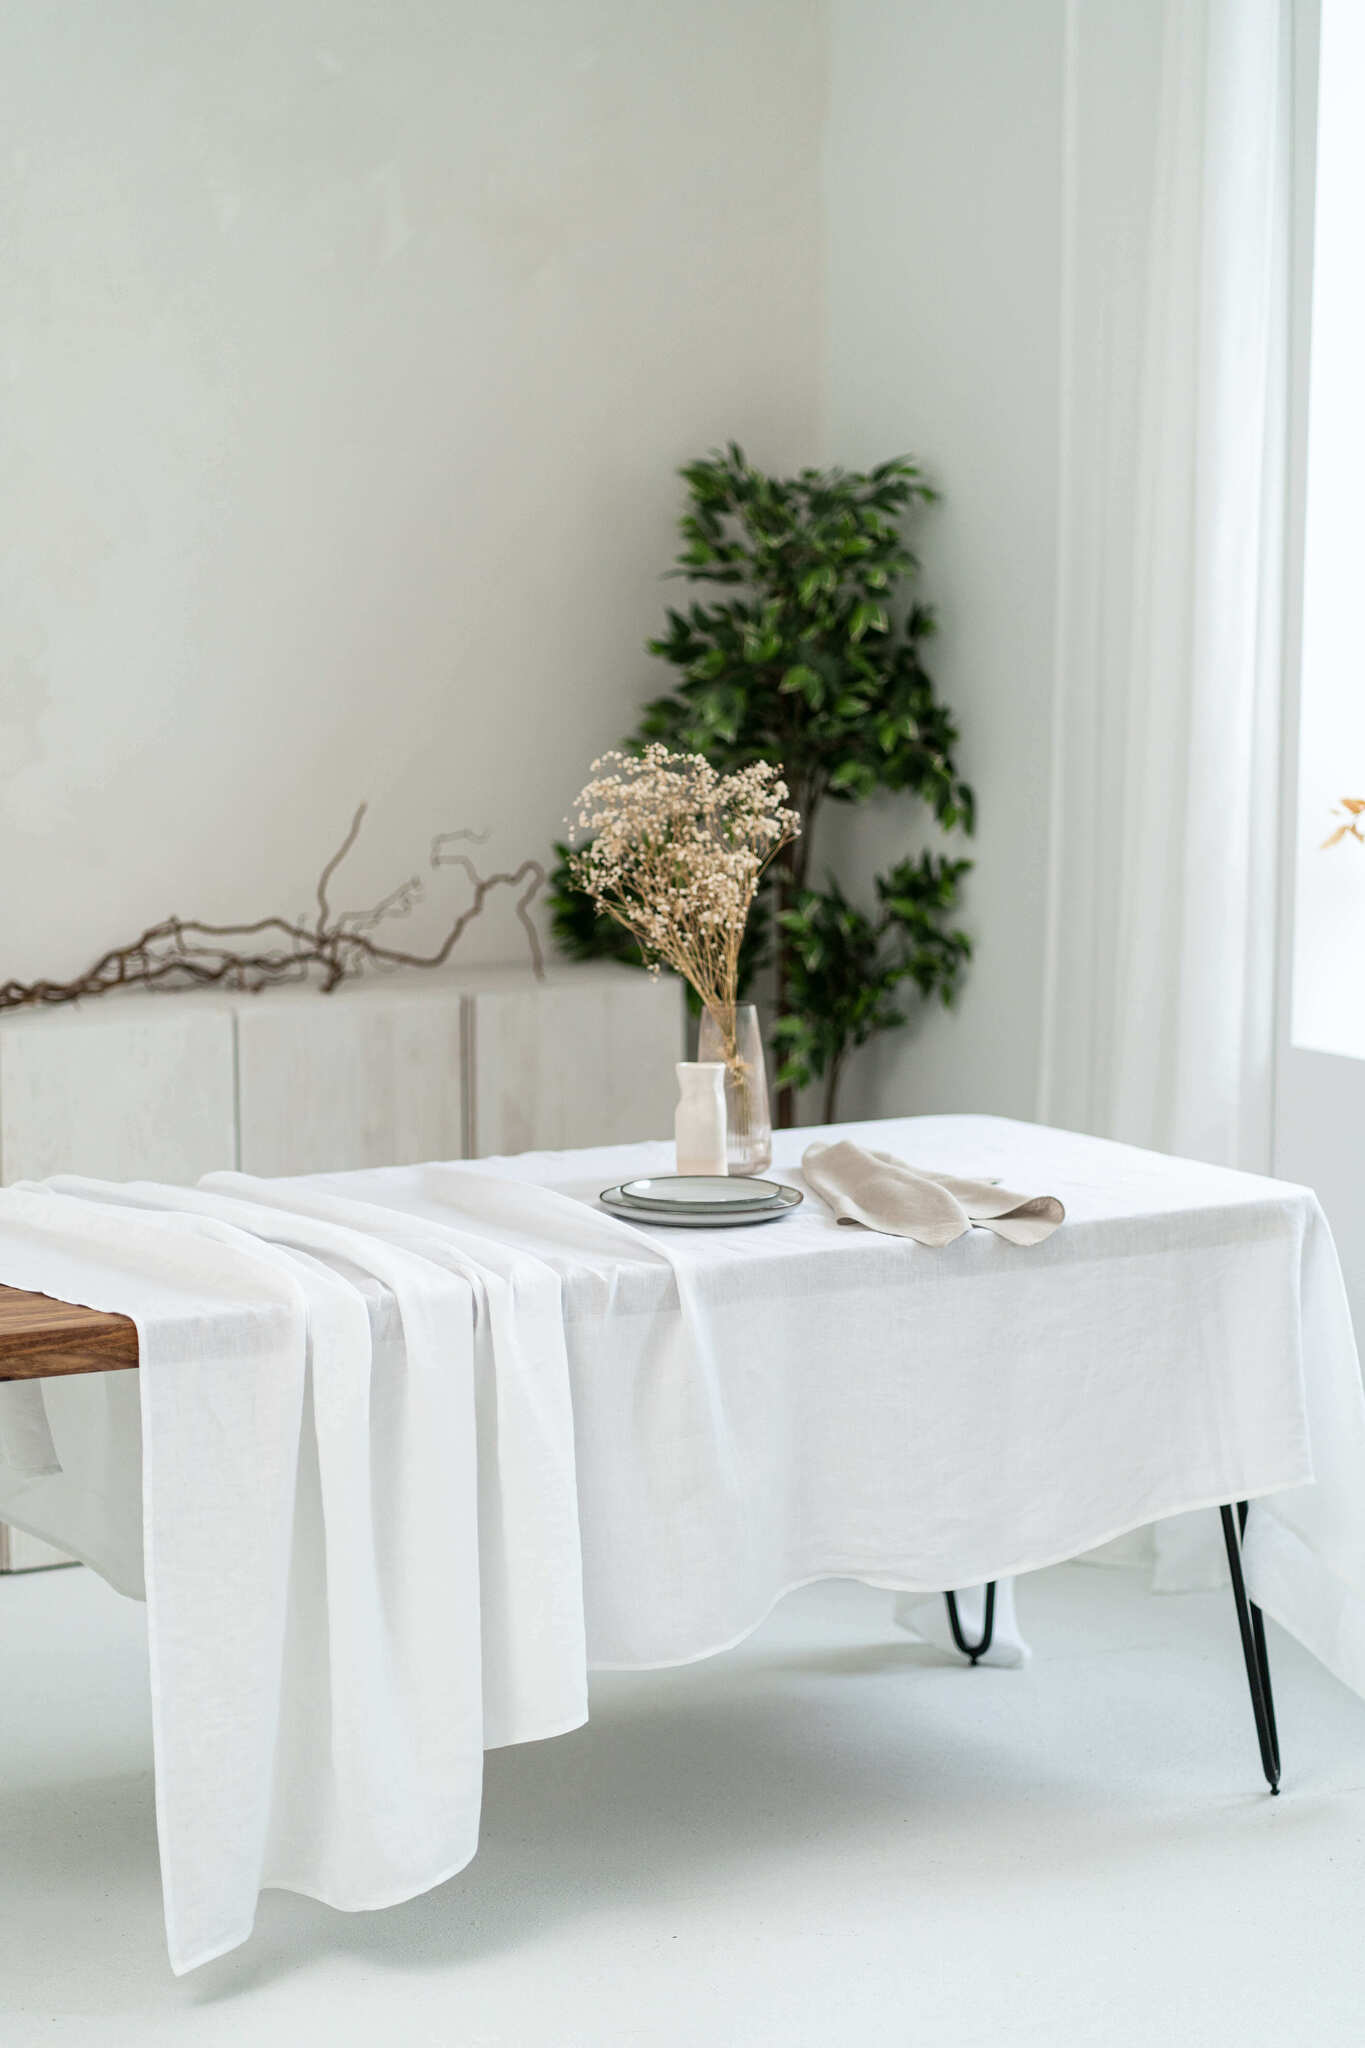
[801,1140,1064,1247]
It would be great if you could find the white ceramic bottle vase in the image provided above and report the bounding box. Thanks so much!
[674,1062,728,1176]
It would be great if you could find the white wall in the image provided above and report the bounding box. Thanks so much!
[0,1,824,983]
[0,0,1116,1136]
[822,0,1067,1123]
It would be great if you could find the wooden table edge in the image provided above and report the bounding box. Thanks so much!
[0,1283,140,1380]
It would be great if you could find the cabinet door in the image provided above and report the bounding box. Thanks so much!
[469,972,683,1156]
[0,1005,236,1184]
[0,1528,73,1572]
[235,988,466,1177]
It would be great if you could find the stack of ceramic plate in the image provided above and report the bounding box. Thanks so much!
[598,1174,802,1228]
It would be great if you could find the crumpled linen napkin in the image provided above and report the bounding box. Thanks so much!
[801,1140,1064,1247]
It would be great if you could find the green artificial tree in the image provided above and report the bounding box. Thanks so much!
[550,443,975,1124]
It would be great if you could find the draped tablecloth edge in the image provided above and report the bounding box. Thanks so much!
[1245,1510,1365,1702]
[583,1473,1311,1673]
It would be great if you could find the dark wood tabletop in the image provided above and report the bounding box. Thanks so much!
[0,1284,139,1380]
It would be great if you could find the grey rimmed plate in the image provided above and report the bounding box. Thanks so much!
[618,1175,786,1210]
[599,1183,802,1227]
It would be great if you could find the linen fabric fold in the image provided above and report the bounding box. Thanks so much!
[199,1169,586,1751]
[0,1172,588,1975]
[0,1189,307,1969]
[802,1139,1065,1246]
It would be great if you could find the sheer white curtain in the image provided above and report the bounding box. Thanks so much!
[1037,0,1294,1585]
[1039,0,1291,1173]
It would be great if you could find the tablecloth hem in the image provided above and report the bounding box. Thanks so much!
[167,1921,259,1979]
[0,1500,140,1597]
[169,1843,502,1973]
[164,1706,592,1970]
[1245,1511,1365,1701]
[586,1475,1311,1674]
[483,1704,590,1752]
[254,1850,483,1922]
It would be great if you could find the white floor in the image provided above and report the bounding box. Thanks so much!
[3,1558,1364,2047]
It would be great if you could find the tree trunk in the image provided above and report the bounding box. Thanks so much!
[822,1055,844,1127]
[773,780,817,1131]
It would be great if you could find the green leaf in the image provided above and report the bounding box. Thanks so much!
[780,663,824,708]
[847,600,889,642]
[798,564,838,604]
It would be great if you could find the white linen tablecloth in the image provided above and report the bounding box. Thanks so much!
[0,1114,1362,1974]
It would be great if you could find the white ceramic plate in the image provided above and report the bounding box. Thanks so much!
[600,1184,802,1227]
[618,1175,786,1209]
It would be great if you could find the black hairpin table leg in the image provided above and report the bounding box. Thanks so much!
[1220,1500,1281,1793]
[942,1509,1280,1793]
[943,1581,997,1665]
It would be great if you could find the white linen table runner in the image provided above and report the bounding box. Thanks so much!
[0,1114,1362,1975]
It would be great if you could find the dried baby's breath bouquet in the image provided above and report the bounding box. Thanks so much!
[566,745,800,1052]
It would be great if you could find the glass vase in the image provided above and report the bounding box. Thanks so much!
[697,1002,772,1175]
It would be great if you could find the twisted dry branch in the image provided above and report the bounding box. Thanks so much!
[0,804,545,1013]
